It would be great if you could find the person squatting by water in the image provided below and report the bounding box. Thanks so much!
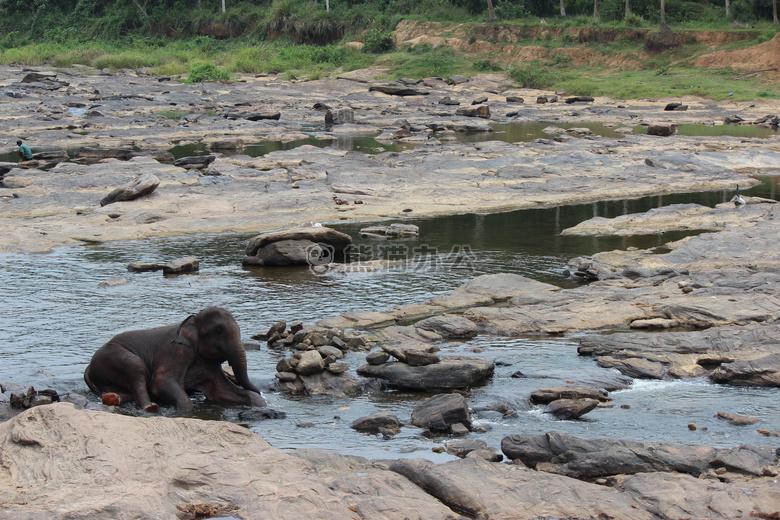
[15,140,32,162]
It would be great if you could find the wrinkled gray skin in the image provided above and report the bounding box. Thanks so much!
[84,307,266,412]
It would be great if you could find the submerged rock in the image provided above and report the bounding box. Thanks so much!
[356,358,494,391]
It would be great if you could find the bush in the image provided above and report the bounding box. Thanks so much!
[473,59,502,71]
[624,12,644,27]
[188,62,230,83]
[364,29,395,53]
[508,64,557,88]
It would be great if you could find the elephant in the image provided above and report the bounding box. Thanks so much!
[84,307,266,412]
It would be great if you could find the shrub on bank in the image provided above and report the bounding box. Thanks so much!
[188,62,230,82]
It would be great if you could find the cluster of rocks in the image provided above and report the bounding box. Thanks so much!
[262,320,369,398]
[725,113,780,126]
[351,393,481,438]
[1,384,91,420]
[259,319,367,351]
[357,315,494,392]
[563,256,690,284]
[529,385,613,420]
[4,384,59,409]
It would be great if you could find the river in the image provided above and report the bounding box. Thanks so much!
[2,175,779,461]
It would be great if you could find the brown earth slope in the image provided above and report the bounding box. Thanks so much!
[392,20,768,73]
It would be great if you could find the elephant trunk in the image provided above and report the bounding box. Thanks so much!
[227,347,262,395]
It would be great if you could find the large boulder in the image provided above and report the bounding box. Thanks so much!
[297,370,364,398]
[544,398,600,420]
[351,411,402,433]
[99,173,160,207]
[530,385,611,404]
[0,403,369,519]
[410,393,472,433]
[455,105,490,118]
[647,123,677,136]
[501,432,779,479]
[356,358,494,391]
[709,352,780,387]
[579,321,780,380]
[75,146,133,160]
[243,226,352,267]
[325,107,354,127]
[414,314,478,339]
[173,155,216,169]
[369,84,429,96]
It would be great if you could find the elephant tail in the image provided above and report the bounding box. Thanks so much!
[84,363,99,394]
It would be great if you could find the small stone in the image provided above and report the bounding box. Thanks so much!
[450,423,470,436]
[127,262,166,272]
[267,320,286,337]
[162,256,199,275]
[688,423,698,431]
[366,351,390,365]
[325,362,349,374]
[275,371,298,382]
[330,336,348,351]
[290,321,303,334]
[317,345,344,360]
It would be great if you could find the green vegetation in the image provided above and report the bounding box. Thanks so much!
[187,62,230,82]
[0,0,778,100]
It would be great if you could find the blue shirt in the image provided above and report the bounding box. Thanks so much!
[18,143,32,160]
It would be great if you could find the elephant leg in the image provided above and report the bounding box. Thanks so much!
[199,372,267,407]
[87,345,158,411]
[150,373,194,412]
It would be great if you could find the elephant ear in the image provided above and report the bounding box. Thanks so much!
[174,314,198,348]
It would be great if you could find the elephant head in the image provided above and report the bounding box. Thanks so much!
[176,307,262,395]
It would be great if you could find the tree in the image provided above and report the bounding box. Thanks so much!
[725,0,729,18]
[625,0,630,18]
[560,0,566,16]
[660,0,670,31]
[487,0,497,20]
[774,0,778,25]
[594,0,599,19]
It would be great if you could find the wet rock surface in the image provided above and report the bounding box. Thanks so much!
[501,431,779,480]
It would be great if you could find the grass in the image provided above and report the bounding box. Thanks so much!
[0,23,776,101]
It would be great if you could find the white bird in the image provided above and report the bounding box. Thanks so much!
[733,185,746,206]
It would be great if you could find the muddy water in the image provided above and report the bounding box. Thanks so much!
[1,180,779,461]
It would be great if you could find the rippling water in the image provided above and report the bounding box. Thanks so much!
[2,180,779,461]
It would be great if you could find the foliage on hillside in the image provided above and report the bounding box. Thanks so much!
[0,0,778,101]
[1,0,779,46]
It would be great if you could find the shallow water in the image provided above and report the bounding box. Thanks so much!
[2,179,779,461]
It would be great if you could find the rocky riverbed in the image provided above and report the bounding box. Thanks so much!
[1,64,780,519]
